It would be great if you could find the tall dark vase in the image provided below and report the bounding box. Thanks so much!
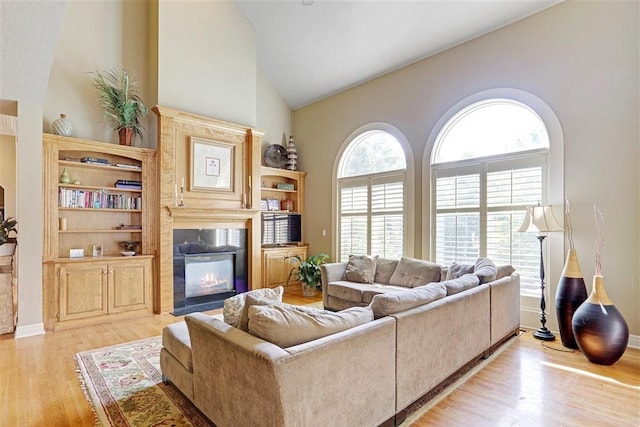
[555,249,587,348]
[572,275,629,365]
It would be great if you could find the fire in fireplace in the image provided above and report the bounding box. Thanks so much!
[173,228,248,315]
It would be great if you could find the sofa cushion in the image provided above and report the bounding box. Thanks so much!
[442,273,480,295]
[374,258,399,284]
[474,257,498,284]
[327,281,367,303]
[223,286,284,331]
[496,265,515,280]
[248,304,374,348]
[369,282,447,319]
[362,283,413,304]
[446,262,475,280]
[344,254,378,284]
[388,257,442,288]
[162,321,193,372]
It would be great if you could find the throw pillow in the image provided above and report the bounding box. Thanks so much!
[369,282,447,319]
[496,265,515,280]
[446,262,475,280]
[474,257,498,284]
[374,258,399,284]
[248,304,373,348]
[344,254,378,284]
[388,256,442,288]
[442,273,480,296]
[223,286,284,331]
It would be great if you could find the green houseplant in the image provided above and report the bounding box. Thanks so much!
[286,253,329,296]
[0,216,17,256]
[92,67,148,146]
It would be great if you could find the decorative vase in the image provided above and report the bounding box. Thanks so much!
[51,113,72,137]
[118,128,133,146]
[555,248,587,348]
[286,136,298,171]
[59,167,70,184]
[572,275,629,365]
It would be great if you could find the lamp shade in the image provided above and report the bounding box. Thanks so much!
[519,204,563,233]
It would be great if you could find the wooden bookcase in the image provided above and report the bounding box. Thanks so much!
[42,134,157,330]
[260,166,308,288]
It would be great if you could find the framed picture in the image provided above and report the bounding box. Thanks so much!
[267,199,280,211]
[92,244,103,258]
[260,199,269,211]
[190,137,235,192]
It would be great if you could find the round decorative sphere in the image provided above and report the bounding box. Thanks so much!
[51,113,72,137]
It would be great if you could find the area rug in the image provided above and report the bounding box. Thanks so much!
[75,335,212,426]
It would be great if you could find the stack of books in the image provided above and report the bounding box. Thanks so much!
[114,179,142,190]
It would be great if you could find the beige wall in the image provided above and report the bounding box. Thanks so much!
[294,1,640,336]
[257,69,294,158]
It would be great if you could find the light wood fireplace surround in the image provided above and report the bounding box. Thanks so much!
[153,106,263,313]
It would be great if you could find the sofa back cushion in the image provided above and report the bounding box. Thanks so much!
[388,256,442,288]
[442,273,480,295]
[343,254,378,284]
[374,258,399,284]
[474,257,498,284]
[446,262,475,280]
[223,286,284,331]
[369,282,447,319]
[248,304,373,348]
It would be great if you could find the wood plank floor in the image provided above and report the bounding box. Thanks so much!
[1,288,638,426]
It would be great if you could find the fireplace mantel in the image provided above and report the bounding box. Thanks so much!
[166,206,260,222]
[154,106,263,313]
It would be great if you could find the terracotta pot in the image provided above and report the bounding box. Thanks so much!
[572,275,629,365]
[118,128,133,146]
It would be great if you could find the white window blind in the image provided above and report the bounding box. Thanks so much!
[339,175,404,261]
[434,161,545,296]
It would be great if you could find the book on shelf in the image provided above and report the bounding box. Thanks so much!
[58,188,141,210]
[116,224,142,230]
[115,163,142,170]
[81,156,109,165]
[114,179,142,190]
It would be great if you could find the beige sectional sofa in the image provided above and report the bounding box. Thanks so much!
[160,256,520,427]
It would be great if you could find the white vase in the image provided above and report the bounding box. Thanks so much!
[287,136,298,171]
[51,114,72,137]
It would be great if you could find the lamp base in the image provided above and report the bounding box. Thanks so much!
[533,327,556,341]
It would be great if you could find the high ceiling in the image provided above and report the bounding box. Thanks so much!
[237,0,562,110]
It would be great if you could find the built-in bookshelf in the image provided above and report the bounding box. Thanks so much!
[42,133,157,330]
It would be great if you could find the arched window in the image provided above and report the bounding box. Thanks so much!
[431,98,551,296]
[337,129,407,261]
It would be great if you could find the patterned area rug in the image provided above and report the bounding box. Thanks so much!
[75,336,212,427]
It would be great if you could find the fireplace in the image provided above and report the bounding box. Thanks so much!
[173,228,248,315]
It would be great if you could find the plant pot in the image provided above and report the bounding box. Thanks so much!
[0,243,16,257]
[118,128,133,146]
[301,283,317,297]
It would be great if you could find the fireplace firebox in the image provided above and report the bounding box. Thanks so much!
[173,228,248,315]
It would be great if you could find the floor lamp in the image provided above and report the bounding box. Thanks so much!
[519,204,563,341]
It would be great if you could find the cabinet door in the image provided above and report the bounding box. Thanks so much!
[58,263,107,321]
[263,249,288,288]
[108,258,151,314]
[286,247,308,286]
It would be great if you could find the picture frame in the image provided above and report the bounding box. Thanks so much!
[92,244,103,258]
[267,199,280,211]
[190,137,235,192]
[260,199,269,211]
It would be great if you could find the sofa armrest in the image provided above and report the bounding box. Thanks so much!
[320,262,347,308]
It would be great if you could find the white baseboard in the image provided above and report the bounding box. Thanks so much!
[14,323,45,339]
[628,334,640,349]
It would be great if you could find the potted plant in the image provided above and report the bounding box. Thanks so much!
[91,67,148,146]
[286,253,329,296]
[0,216,17,256]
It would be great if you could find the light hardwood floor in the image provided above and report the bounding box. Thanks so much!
[1,287,638,426]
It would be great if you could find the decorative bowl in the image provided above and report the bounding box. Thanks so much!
[120,251,136,257]
[118,240,140,252]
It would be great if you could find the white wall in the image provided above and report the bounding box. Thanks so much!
[294,1,639,336]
